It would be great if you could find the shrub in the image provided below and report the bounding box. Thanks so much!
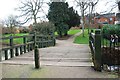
[102,24,120,39]
[32,22,55,35]
[28,22,55,42]
[19,28,29,33]
[2,27,19,34]
[2,27,11,34]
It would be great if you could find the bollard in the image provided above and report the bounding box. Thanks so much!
[34,45,40,69]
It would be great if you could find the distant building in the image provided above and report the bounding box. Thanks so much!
[94,13,116,25]
[84,13,116,28]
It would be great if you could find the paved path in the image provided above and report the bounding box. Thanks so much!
[1,31,118,78]
[2,31,92,67]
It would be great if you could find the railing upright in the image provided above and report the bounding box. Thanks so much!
[5,50,8,60]
[0,50,2,61]
[23,36,27,53]
[10,36,14,58]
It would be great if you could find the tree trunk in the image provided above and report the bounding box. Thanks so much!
[34,15,37,24]
[64,31,68,36]
[59,31,62,38]
[81,9,85,37]
[118,1,120,10]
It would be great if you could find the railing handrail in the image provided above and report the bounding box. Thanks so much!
[0,34,55,40]
[0,33,56,62]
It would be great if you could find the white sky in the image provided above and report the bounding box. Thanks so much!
[0,0,118,26]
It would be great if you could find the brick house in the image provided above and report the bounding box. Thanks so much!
[84,13,116,29]
[93,13,116,28]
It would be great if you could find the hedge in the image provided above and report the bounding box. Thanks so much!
[102,24,120,40]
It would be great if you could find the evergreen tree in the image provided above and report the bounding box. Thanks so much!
[67,7,80,29]
[47,2,80,37]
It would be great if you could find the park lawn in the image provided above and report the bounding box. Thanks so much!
[2,33,28,37]
[2,33,28,44]
[74,29,89,44]
[68,29,81,35]
[55,29,81,36]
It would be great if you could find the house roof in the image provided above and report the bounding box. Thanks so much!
[95,13,115,18]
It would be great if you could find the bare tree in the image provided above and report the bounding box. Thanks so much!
[88,0,99,33]
[89,0,99,14]
[99,0,118,14]
[4,15,19,34]
[102,0,120,24]
[50,0,66,2]
[116,1,120,24]
[75,0,88,37]
[17,0,46,24]
[118,1,120,10]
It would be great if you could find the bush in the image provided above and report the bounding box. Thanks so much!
[2,27,19,34]
[102,24,120,40]
[19,28,29,33]
[32,22,55,35]
[28,22,55,42]
[2,27,11,34]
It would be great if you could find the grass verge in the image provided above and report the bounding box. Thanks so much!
[55,29,81,36]
[68,29,81,35]
[74,29,89,44]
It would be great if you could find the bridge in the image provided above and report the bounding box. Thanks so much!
[1,32,118,78]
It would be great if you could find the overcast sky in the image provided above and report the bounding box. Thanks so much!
[0,0,118,26]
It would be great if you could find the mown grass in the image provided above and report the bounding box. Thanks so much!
[68,29,81,35]
[55,29,81,36]
[74,29,89,44]
[2,33,28,44]
[2,33,28,37]
[2,29,81,45]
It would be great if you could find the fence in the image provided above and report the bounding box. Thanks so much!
[89,29,102,71]
[0,33,56,62]
[89,29,120,75]
[101,33,120,74]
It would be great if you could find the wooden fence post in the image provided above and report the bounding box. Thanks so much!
[53,37,56,46]
[94,29,102,71]
[0,50,2,61]
[34,45,40,69]
[10,36,14,58]
[23,36,27,53]
[27,44,30,52]
[5,50,8,60]
[15,47,19,56]
[33,32,40,69]
[33,32,36,48]
[20,46,23,55]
